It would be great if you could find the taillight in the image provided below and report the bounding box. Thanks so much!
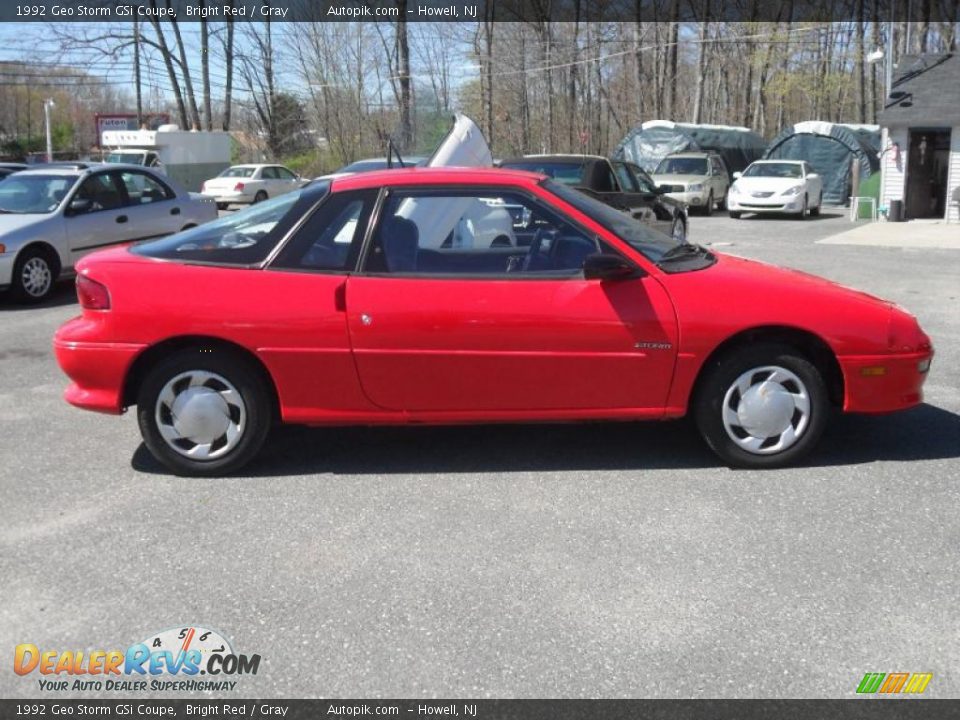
[233,182,245,192]
[77,275,110,310]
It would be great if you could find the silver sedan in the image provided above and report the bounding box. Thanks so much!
[0,162,217,303]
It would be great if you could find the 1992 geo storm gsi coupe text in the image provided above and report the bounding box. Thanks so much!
[53,167,933,476]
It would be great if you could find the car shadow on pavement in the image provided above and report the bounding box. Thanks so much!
[0,282,76,311]
[130,403,960,477]
[734,211,844,222]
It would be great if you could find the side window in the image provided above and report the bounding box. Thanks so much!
[277,167,297,181]
[365,190,600,277]
[261,167,279,180]
[72,173,125,213]
[712,158,726,177]
[119,171,175,205]
[629,165,657,193]
[613,162,639,192]
[271,190,376,272]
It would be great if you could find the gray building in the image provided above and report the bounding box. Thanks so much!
[878,53,960,221]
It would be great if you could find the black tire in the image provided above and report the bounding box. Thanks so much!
[703,192,713,216]
[10,246,58,304]
[728,211,742,219]
[216,203,228,211]
[717,190,727,211]
[670,216,687,244]
[693,343,829,469]
[797,195,808,220]
[810,194,821,216]
[136,348,273,476]
[253,191,268,204]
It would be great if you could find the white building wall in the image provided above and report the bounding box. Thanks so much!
[879,126,908,209]
[948,127,960,222]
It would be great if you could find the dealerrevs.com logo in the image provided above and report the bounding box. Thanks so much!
[14,626,261,692]
[856,672,933,695]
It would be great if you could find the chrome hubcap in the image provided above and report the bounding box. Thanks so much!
[21,257,52,297]
[722,366,810,455]
[155,371,246,460]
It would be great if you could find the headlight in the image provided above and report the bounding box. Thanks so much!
[729,184,740,196]
[781,185,802,196]
[688,183,704,192]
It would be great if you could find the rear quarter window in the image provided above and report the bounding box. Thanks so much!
[132,187,319,265]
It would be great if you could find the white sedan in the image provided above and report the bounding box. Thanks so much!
[727,160,823,219]
[200,164,305,209]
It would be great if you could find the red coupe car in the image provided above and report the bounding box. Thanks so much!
[54,168,933,476]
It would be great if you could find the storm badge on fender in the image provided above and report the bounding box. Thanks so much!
[635,342,673,350]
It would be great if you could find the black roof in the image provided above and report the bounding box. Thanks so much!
[878,53,960,127]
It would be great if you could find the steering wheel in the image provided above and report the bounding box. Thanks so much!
[522,228,550,272]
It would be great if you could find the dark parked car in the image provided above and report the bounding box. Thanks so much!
[0,163,27,180]
[498,154,688,242]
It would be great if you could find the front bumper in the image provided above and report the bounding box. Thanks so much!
[840,351,933,414]
[728,194,805,214]
[0,251,15,289]
[664,190,710,207]
[54,319,145,414]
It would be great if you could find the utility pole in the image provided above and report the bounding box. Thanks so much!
[134,16,143,126]
[44,98,55,162]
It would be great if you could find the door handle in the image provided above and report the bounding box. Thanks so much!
[116,215,128,224]
[170,207,181,216]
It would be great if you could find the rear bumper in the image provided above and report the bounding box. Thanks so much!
[201,190,254,204]
[54,322,144,414]
[839,351,933,414]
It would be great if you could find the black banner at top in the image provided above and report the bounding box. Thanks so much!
[0,0,956,23]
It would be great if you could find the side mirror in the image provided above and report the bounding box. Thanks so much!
[67,198,92,215]
[583,252,641,281]
[807,172,819,179]
[655,185,670,194]
[732,171,742,180]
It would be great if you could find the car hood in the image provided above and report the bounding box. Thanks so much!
[659,251,899,355]
[652,173,707,185]
[0,213,47,236]
[733,176,804,193]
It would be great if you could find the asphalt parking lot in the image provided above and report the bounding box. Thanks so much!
[1,208,958,699]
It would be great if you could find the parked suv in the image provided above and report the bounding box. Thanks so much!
[652,152,730,215]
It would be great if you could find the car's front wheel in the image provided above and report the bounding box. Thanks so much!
[10,247,57,304]
[703,192,714,216]
[137,348,273,476]
[694,343,829,468]
[729,211,741,219]
[670,216,687,243]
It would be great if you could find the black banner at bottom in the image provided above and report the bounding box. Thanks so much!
[3,700,960,720]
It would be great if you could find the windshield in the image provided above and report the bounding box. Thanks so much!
[219,166,257,178]
[499,161,585,186]
[655,157,708,175]
[0,174,76,214]
[743,162,803,179]
[543,179,681,262]
[106,151,146,165]
[132,187,314,264]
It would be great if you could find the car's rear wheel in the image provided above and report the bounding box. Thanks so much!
[694,343,829,468]
[11,247,57,304]
[216,202,228,211]
[253,191,268,204]
[137,349,272,476]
